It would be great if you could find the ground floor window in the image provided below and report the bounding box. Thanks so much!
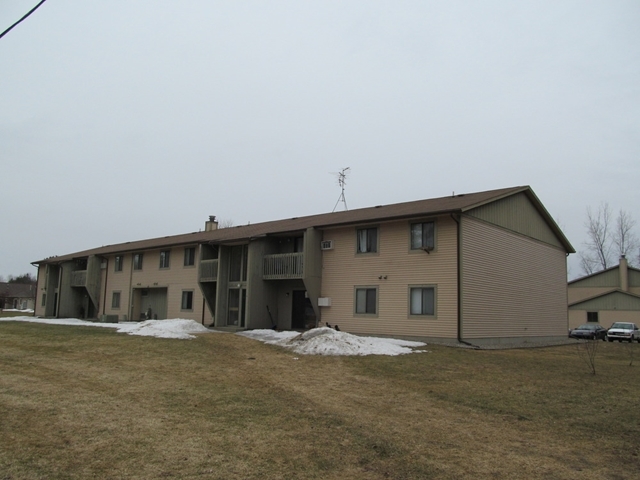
[409,286,435,316]
[355,287,377,315]
[181,290,194,311]
[587,311,598,323]
[112,291,121,309]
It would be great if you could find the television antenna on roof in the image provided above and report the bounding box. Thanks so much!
[332,167,350,212]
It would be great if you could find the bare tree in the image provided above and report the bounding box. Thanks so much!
[613,210,639,262]
[218,218,235,229]
[575,338,600,375]
[579,203,613,275]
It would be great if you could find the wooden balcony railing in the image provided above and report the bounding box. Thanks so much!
[70,270,87,287]
[263,252,304,280]
[199,259,219,282]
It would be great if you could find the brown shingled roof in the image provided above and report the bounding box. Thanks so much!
[33,185,572,264]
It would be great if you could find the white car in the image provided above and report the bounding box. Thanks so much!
[606,322,640,343]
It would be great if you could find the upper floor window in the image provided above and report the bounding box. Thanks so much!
[133,253,143,270]
[410,221,435,251]
[357,227,378,253]
[409,286,435,316]
[229,245,248,282]
[159,250,170,269]
[184,247,196,266]
[114,255,123,272]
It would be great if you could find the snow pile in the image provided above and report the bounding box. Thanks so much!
[0,316,210,340]
[115,319,210,339]
[238,327,426,356]
[1,308,34,313]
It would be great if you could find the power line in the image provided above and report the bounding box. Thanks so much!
[0,0,48,40]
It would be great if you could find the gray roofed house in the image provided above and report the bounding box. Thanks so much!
[0,283,36,311]
[32,186,574,345]
[568,256,640,329]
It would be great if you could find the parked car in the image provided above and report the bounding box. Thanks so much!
[606,322,640,343]
[569,324,608,340]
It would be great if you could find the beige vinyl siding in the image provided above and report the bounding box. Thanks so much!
[103,247,212,323]
[103,254,132,320]
[320,215,458,338]
[466,192,564,249]
[461,216,568,339]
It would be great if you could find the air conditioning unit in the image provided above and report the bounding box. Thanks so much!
[318,297,332,307]
[320,240,334,250]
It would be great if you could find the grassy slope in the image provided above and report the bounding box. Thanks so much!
[0,322,638,479]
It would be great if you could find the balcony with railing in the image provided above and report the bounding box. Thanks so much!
[263,252,304,280]
[70,270,87,287]
[199,259,219,282]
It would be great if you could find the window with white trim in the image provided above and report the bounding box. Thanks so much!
[409,286,435,316]
[114,255,123,272]
[159,250,170,269]
[184,247,196,267]
[356,227,378,253]
[181,290,194,311]
[410,221,435,250]
[133,253,143,270]
[355,287,377,315]
[112,291,121,309]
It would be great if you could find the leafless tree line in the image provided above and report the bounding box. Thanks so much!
[579,203,639,275]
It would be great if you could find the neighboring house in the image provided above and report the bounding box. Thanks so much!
[0,283,36,311]
[32,186,574,345]
[568,256,640,329]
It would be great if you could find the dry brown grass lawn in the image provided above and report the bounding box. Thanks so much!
[1,322,639,479]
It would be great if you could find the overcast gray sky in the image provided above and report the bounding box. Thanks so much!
[1,0,638,280]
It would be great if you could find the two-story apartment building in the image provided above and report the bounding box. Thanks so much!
[33,186,574,345]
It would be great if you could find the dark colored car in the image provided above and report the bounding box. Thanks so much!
[569,324,608,340]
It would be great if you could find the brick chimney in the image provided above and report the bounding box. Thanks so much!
[205,215,218,231]
[620,255,629,292]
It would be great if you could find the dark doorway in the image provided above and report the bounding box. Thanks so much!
[291,291,314,330]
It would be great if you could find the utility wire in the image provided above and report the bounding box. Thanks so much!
[0,0,48,40]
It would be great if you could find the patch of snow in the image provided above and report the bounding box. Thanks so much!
[116,319,210,339]
[1,308,34,313]
[238,326,426,356]
[0,316,210,340]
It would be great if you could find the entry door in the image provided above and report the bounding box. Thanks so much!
[227,288,246,327]
[291,291,310,330]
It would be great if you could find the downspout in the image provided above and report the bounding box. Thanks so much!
[450,214,477,348]
[129,254,135,321]
[102,257,109,316]
[56,264,63,318]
